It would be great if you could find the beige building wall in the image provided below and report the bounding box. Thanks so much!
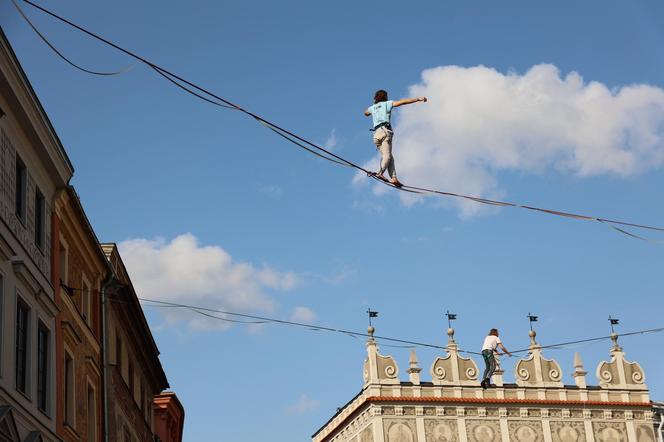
[0,28,74,441]
[313,328,657,442]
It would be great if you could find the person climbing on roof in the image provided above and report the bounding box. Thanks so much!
[364,90,427,187]
[481,328,511,389]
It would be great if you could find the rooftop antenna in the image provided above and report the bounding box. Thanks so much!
[527,312,538,331]
[445,310,457,329]
[608,315,619,334]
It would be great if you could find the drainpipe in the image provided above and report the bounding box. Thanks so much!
[101,270,118,442]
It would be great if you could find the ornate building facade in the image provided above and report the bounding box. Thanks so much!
[0,28,184,442]
[102,244,169,442]
[313,327,657,442]
[52,187,108,442]
[652,402,663,442]
[0,27,74,442]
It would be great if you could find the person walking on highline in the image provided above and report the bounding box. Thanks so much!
[481,328,511,389]
[364,90,427,187]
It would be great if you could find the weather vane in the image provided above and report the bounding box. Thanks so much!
[608,315,619,334]
[527,312,538,331]
[367,308,378,327]
[445,310,457,329]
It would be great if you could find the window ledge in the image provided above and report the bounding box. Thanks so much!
[63,422,80,439]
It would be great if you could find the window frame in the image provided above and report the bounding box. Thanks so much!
[37,320,50,413]
[58,238,69,287]
[15,295,30,396]
[127,359,134,398]
[86,379,97,442]
[34,186,45,251]
[64,347,75,428]
[14,153,27,224]
[115,331,123,374]
[81,273,91,326]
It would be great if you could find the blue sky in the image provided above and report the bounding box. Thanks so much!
[2,1,664,440]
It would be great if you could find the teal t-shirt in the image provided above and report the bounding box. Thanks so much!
[367,100,394,128]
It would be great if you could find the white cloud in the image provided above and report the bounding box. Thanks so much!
[118,233,298,330]
[357,64,664,216]
[324,129,338,150]
[258,184,284,198]
[286,394,320,415]
[290,306,317,324]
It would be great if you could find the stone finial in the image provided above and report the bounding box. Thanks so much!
[407,350,422,385]
[572,352,588,389]
[596,334,647,391]
[610,332,621,352]
[362,325,399,387]
[528,329,538,349]
[447,327,455,344]
[430,329,479,386]
[515,329,564,388]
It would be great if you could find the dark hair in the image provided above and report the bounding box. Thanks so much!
[489,328,499,336]
[374,90,388,103]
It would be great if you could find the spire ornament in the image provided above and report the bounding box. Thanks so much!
[572,352,588,389]
[362,310,399,388]
[596,321,646,390]
[515,324,563,387]
[430,314,478,386]
[407,350,422,385]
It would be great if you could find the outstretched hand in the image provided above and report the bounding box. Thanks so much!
[420,96,428,103]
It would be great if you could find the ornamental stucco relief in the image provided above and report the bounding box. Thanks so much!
[466,419,501,442]
[635,424,656,442]
[550,421,587,442]
[508,421,544,442]
[424,419,458,442]
[359,425,373,442]
[592,422,627,442]
[384,419,417,442]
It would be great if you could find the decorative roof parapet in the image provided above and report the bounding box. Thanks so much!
[363,325,399,387]
[514,330,564,387]
[429,327,479,386]
[595,333,647,390]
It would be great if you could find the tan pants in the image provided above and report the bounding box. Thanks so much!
[373,126,396,179]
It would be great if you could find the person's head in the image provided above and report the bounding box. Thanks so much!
[374,89,388,103]
[489,328,499,336]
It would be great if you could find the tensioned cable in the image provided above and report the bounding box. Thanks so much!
[139,297,664,357]
[16,0,664,240]
[139,297,479,354]
[12,2,406,176]
[10,0,133,76]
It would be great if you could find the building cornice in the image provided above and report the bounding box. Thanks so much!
[313,392,654,442]
[0,28,74,184]
[365,395,653,408]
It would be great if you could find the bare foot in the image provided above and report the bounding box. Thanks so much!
[391,178,403,188]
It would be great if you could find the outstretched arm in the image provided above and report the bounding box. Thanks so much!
[498,343,512,356]
[393,96,428,108]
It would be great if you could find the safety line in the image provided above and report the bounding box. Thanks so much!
[138,297,664,357]
[138,297,477,354]
[11,0,133,76]
[151,65,236,110]
[16,0,664,240]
